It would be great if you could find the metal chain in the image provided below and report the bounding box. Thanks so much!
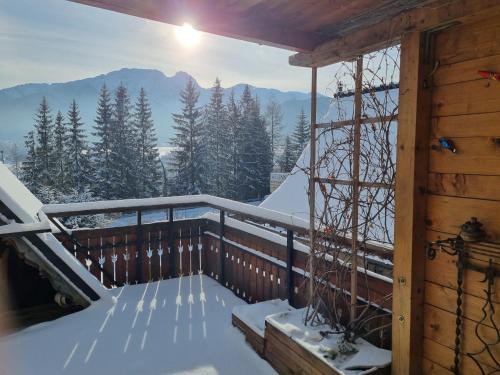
[454,239,465,375]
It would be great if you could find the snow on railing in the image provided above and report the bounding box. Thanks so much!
[42,194,309,233]
[0,221,52,236]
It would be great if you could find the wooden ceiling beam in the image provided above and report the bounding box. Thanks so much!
[67,0,325,52]
[289,0,500,67]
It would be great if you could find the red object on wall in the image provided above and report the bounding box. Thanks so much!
[478,70,500,80]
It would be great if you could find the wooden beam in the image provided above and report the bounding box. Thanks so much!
[391,31,433,375]
[289,0,500,67]
[314,177,394,189]
[315,114,397,130]
[67,0,325,52]
[350,56,363,322]
[308,67,317,301]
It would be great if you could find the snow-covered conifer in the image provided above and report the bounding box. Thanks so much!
[92,84,114,199]
[170,77,205,195]
[203,78,229,197]
[53,111,68,190]
[34,96,54,186]
[109,83,136,198]
[291,108,310,161]
[132,87,161,198]
[65,100,91,193]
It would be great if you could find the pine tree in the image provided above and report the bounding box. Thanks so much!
[65,100,91,193]
[203,78,229,197]
[251,97,272,198]
[291,108,310,161]
[225,89,241,200]
[133,87,161,198]
[53,111,67,189]
[265,97,283,169]
[21,130,38,193]
[92,84,114,199]
[109,83,136,198]
[237,87,272,200]
[236,85,256,200]
[279,135,295,172]
[170,77,204,195]
[34,97,54,186]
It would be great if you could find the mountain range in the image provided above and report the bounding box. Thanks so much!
[0,68,331,145]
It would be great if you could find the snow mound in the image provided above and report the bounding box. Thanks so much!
[0,276,276,375]
[232,299,292,337]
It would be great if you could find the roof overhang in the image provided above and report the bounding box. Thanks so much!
[64,1,500,66]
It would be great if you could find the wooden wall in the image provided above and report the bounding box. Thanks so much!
[421,15,500,374]
[393,14,500,373]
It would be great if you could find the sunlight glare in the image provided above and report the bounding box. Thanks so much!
[175,23,200,48]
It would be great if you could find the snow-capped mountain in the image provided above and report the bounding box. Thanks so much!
[0,68,331,144]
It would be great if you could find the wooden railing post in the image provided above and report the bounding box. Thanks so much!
[168,207,175,277]
[219,210,225,285]
[286,229,294,306]
[136,210,143,283]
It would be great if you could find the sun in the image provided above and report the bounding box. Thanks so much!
[175,23,200,48]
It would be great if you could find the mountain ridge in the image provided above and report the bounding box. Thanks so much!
[0,68,331,144]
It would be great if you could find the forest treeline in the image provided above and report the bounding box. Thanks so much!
[19,77,310,204]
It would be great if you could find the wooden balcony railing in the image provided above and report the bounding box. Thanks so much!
[44,195,393,314]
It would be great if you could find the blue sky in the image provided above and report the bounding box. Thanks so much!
[0,0,338,93]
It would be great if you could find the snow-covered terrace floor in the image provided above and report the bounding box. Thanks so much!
[0,275,276,375]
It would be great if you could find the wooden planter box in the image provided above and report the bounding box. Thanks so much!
[265,321,340,375]
[264,320,391,375]
[232,313,266,357]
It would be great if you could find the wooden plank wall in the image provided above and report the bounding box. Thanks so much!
[422,15,500,374]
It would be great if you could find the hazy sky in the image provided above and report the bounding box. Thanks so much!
[0,0,338,94]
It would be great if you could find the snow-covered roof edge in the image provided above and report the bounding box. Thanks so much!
[0,164,110,303]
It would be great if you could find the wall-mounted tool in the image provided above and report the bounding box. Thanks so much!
[478,70,500,80]
[426,218,499,375]
[439,137,457,153]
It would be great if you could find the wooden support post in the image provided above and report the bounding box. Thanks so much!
[219,210,225,285]
[286,229,294,306]
[136,210,143,283]
[392,31,432,375]
[308,66,317,302]
[168,207,175,278]
[350,56,363,322]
